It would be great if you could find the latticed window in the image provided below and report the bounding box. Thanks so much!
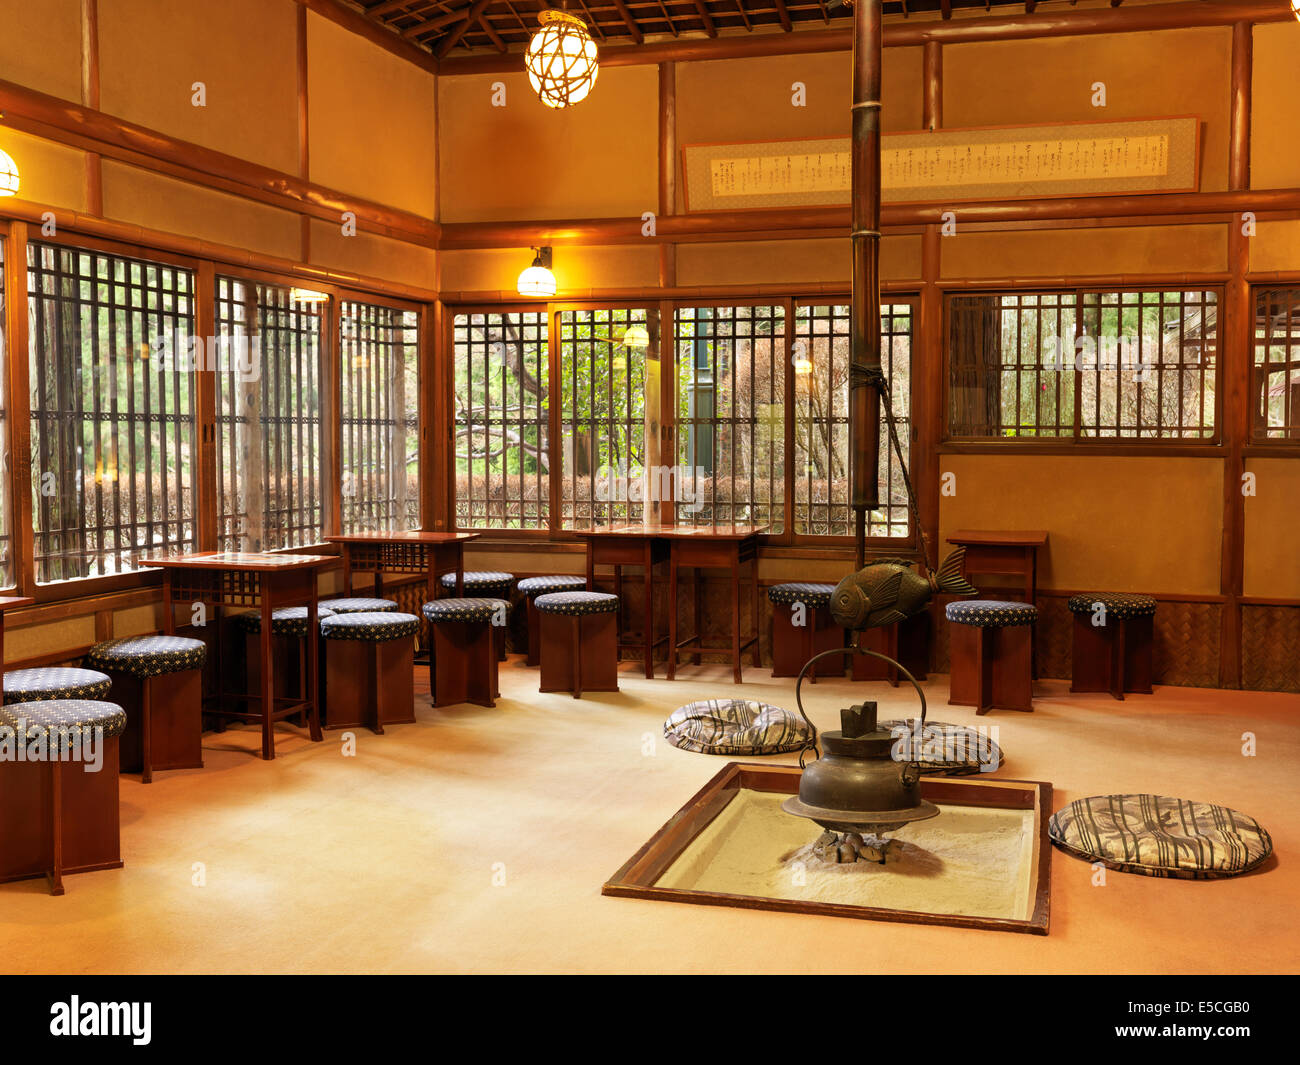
[453,310,548,530]
[215,278,326,551]
[792,302,913,538]
[948,289,1218,440]
[339,300,420,532]
[558,306,656,529]
[27,241,196,583]
[675,305,786,532]
[1253,286,1300,441]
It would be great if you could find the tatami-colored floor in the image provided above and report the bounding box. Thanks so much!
[2,657,1296,974]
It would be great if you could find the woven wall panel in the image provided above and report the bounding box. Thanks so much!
[1152,600,1221,688]
[1242,605,1300,693]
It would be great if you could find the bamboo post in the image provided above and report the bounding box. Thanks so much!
[850,0,883,569]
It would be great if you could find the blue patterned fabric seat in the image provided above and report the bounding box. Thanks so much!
[86,635,207,678]
[3,666,112,704]
[318,597,398,614]
[422,598,509,624]
[320,611,420,642]
[518,575,587,596]
[534,591,619,616]
[1066,593,1157,620]
[767,582,837,609]
[945,600,1038,628]
[234,605,335,637]
[0,698,127,750]
[439,571,514,596]
[664,699,811,756]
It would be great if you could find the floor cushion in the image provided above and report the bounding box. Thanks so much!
[1048,793,1273,879]
[664,698,811,756]
[878,718,1004,775]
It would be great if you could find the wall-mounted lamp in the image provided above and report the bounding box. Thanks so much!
[0,148,20,197]
[291,287,329,305]
[517,246,557,298]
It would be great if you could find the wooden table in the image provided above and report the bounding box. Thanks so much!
[665,524,766,684]
[574,525,671,679]
[324,531,481,601]
[141,552,336,761]
[946,529,1049,674]
[0,596,35,704]
[577,523,767,684]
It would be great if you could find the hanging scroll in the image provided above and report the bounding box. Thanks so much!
[681,116,1201,211]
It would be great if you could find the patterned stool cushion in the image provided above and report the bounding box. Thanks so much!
[3,666,112,704]
[878,719,1004,776]
[534,591,619,616]
[318,597,398,614]
[1049,794,1273,880]
[1066,593,1158,620]
[87,635,207,678]
[422,597,509,624]
[945,599,1039,628]
[664,699,811,756]
[439,571,514,595]
[319,611,420,642]
[0,698,127,750]
[518,575,588,596]
[234,606,335,638]
[768,582,837,609]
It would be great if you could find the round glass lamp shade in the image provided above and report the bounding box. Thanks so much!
[0,149,20,197]
[525,10,599,109]
[621,325,650,350]
[517,263,557,298]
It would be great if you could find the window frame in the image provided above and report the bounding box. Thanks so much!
[941,284,1225,448]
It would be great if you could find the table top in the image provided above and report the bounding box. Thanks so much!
[140,551,338,572]
[324,531,481,545]
[575,523,768,541]
[0,596,34,612]
[947,529,1049,548]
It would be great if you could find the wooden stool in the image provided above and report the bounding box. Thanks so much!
[3,667,111,704]
[518,575,588,666]
[0,699,126,895]
[86,635,207,783]
[237,605,336,701]
[535,591,619,699]
[320,611,419,734]
[423,598,506,709]
[439,572,514,660]
[1068,593,1156,700]
[768,583,842,682]
[853,613,931,687]
[945,600,1038,715]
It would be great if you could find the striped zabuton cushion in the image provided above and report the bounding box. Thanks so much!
[664,699,810,756]
[1049,794,1273,879]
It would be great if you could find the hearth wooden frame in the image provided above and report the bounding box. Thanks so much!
[603,762,1052,935]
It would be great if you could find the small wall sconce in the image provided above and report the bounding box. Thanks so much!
[517,247,557,298]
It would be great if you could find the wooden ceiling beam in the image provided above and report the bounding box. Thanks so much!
[433,0,493,56]
[437,1,1298,74]
[691,0,718,37]
[478,12,507,51]
[773,0,794,32]
[610,0,646,44]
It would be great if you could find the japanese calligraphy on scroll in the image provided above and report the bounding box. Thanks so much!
[681,117,1200,211]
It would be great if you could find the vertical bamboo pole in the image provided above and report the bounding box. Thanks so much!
[4,222,35,594]
[850,0,884,569]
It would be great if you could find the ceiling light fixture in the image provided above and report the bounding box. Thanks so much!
[517,247,557,298]
[525,9,599,109]
[0,148,20,197]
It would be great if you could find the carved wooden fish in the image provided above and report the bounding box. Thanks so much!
[830,547,978,630]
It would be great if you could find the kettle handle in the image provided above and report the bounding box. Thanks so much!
[793,645,929,768]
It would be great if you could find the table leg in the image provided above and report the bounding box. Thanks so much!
[343,548,354,597]
[306,583,323,741]
[692,567,703,665]
[731,555,742,684]
[1028,549,1039,680]
[667,549,678,681]
[47,762,64,896]
[456,547,465,597]
[162,573,176,635]
[643,546,655,680]
[750,553,760,669]
[260,594,275,761]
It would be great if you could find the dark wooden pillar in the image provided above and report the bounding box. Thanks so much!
[850,0,884,569]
